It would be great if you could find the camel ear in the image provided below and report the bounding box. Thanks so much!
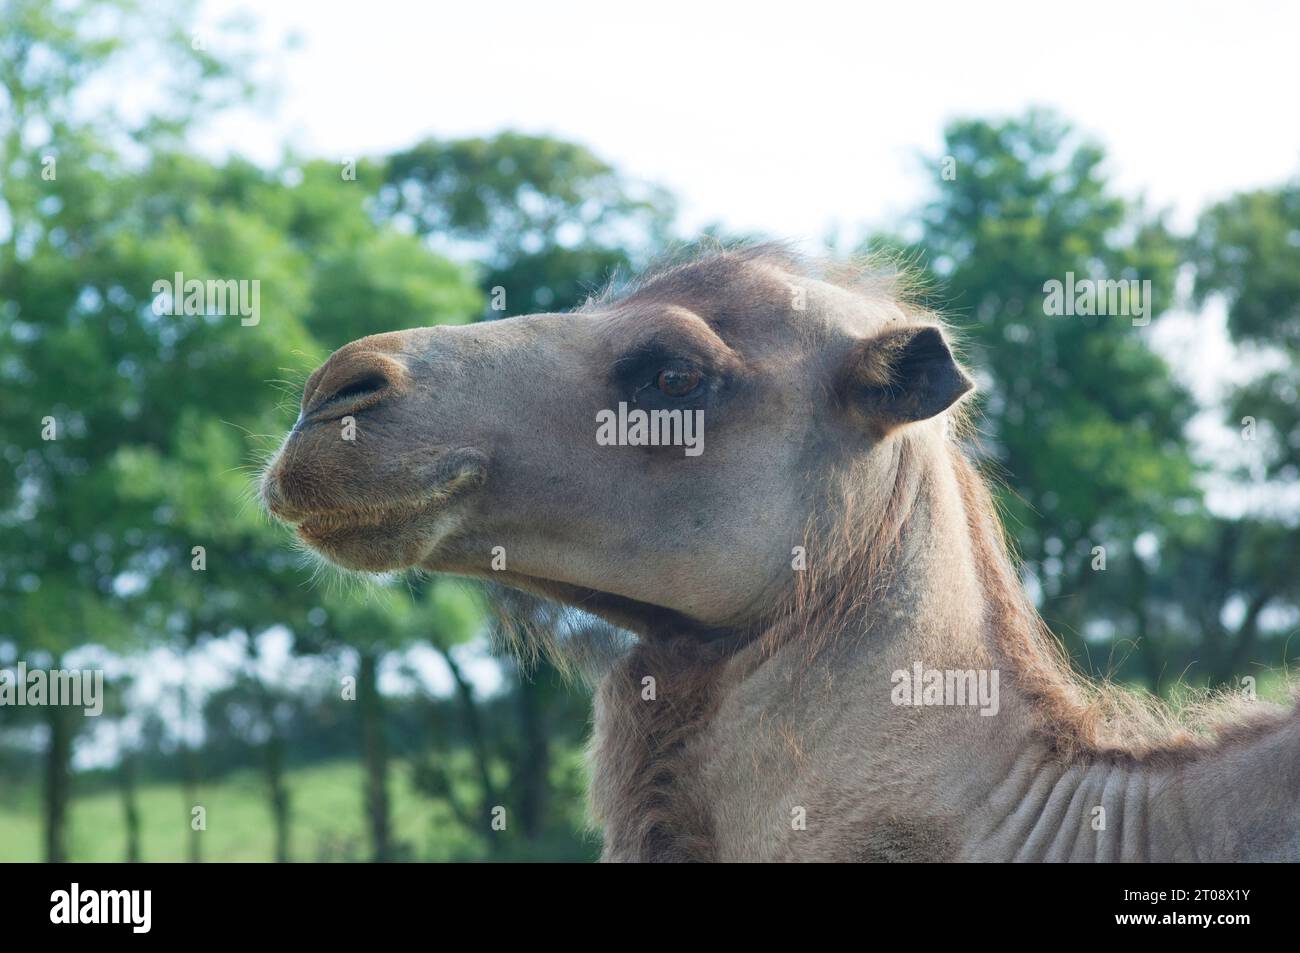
[845,325,973,428]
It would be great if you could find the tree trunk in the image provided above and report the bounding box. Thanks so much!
[265,725,291,863]
[1218,589,1271,685]
[43,702,72,863]
[513,665,549,840]
[175,676,205,863]
[181,742,202,863]
[1128,541,1163,689]
[358,651,391,862]
[255,684,292,863]
[435,642,500,849]
[120,752,141,863]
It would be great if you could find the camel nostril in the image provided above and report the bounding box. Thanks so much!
[329,372,388,404]
[307,370,391,420]
[300,351,406,421]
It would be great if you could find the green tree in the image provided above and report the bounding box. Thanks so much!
[0,0,255,860]
[1184,179,1300,682]
[0,0,484,860]
[888,110,1202,684]
[381,131,674,317]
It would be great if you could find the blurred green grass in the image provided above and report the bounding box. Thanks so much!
[0,750,599,862]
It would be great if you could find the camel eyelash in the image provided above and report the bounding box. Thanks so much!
[614,345,698,380]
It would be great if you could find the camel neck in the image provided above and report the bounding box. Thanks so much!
[590,435,1300,860]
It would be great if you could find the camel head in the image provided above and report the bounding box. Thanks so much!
[261,247,974,635]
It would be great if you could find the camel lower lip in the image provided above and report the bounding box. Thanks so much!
[295,500,435,535]
[292,495,469,572]
[292,489,471,548]
[269,448,489,535]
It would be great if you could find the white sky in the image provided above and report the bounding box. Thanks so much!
[200,0,1300,240]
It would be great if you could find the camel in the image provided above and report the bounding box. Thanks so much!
[261,244,1300,862]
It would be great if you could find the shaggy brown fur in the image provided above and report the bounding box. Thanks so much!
[590,638,730,861]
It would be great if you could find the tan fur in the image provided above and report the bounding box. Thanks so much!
[263,244,1300,862]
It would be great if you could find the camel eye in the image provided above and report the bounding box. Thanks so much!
[656,367,702,398]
